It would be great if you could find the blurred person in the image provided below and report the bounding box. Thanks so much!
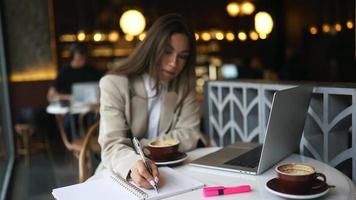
[47,43,102,102]
[47,43,102,142]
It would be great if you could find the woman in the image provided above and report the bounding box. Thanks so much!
[95,14,205,189]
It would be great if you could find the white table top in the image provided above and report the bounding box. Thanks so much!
[46,103,93,115]
[168,147,356,200]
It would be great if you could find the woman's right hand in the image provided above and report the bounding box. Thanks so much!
[129,159,160,189]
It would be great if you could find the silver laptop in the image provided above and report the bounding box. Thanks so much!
[72,82,99,104]
[190,85,313,175]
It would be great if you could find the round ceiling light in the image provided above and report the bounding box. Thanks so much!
[254,11,274,35]
[119,10,146,36]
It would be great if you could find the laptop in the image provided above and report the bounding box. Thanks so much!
[71,82,99,104]
[190,85,313,175]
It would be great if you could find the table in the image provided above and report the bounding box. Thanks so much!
[47,103,97,138]
[46,103,94,115]
[169,147,356,200]
[46,103,98,154]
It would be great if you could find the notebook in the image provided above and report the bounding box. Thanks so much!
[52,167,204,200]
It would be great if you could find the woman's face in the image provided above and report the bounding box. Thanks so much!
[160,33,190,82]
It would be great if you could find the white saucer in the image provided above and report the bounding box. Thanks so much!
[154,153,188,166]
[265,178,330,199]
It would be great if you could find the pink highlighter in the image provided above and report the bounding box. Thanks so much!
[203,185,252,197]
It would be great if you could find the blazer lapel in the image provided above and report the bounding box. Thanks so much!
[130,76,148,136]
[159,91,177,134]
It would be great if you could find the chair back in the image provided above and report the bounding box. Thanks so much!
[79,120,100,183]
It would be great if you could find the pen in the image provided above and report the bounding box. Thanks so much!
[203,185,252,197]
[132,137,159,193]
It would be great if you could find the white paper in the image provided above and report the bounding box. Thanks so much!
[52,177,135,200]
[140,167,204,200]
[52,167,204,200]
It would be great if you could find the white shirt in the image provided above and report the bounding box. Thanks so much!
[142,74,167,140]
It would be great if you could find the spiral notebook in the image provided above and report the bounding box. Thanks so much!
[52,167,204,200]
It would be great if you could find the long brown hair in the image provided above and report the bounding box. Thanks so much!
[110,13,196,99]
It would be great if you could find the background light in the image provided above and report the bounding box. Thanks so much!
[322,24,330,33]
[138,32,146,41]
[119,10,146,36]
[125,34,134,41]
[195,33,200,40]
[108,31,119,42]
[238,32,247,41]
[77,31,86,41]
[59,34,76,42]
[259,33,267,39]
[215,32,224,40]
[249,31,259,40]
[346,20,354,29]
[254,11,274,35]
[93,33,103,42]
[310,26,318,35]
[225,32,235,41]
[201,32,211,41]
[241,1,255,15]
[226,2,240,17]
[334,23,342,32]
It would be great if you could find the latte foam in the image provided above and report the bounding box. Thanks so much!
[278,164,315,176]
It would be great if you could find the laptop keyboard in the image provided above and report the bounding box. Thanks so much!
[224,145,263,168]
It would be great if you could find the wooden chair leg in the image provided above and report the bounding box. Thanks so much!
[23,130,30,165]
[15,123,33,165]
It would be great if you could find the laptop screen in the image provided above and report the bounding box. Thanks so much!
[71,82,99,104]
[221,64,239,79]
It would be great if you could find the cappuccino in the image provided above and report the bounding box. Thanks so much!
[278,164,314,176]
[150,139,178,147]
[281,168,312,175]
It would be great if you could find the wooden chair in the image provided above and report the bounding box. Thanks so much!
[15,123,34,156]
[15,123,50,165]
[55,114,100,157]
[78,120,100,183]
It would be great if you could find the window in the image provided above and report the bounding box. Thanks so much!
[0,9,15,200]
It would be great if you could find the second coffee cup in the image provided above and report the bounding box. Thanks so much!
[144,139,180,161]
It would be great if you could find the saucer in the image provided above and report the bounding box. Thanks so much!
[265,178,330,199]
[147,152,188,166]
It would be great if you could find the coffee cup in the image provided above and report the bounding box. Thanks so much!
[144,139,180,161]
[275,163,327,194]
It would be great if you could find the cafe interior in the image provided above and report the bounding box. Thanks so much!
[0,0,356,199]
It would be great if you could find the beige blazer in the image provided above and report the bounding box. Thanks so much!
[95,74,203,178]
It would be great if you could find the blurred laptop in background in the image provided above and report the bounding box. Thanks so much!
[71,82,99,105]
